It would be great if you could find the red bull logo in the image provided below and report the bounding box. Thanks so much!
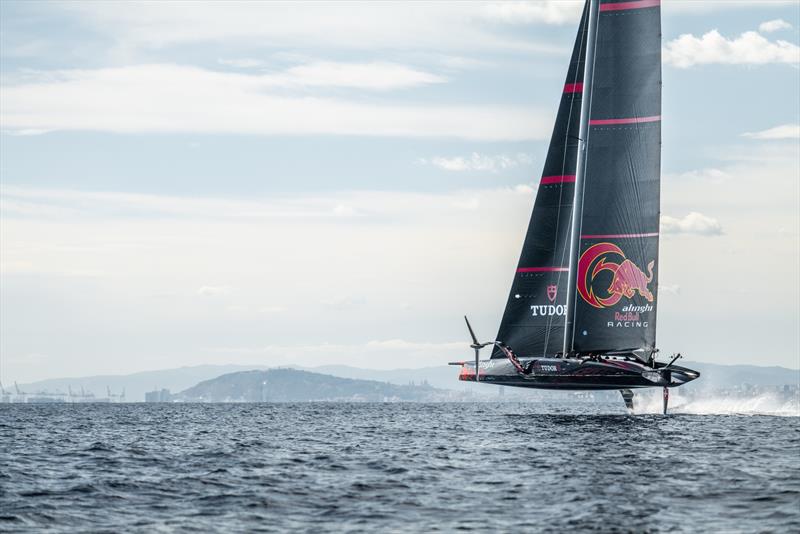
[577,243,655,309]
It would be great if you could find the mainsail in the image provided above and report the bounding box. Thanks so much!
[568,0,661,356]
[493,0,661,361]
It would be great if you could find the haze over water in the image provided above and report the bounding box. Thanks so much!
[2,403,798,532]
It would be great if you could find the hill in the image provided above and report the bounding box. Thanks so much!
[14,364,268,402]
[177,368,458,402]
[16,360,798,402]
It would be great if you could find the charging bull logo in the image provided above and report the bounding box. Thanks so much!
[577,243,655,309]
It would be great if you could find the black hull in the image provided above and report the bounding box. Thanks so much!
[458,357,699,391]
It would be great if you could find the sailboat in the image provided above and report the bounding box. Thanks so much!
[453,0,699,413]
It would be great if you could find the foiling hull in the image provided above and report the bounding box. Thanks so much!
[458,357,699,391]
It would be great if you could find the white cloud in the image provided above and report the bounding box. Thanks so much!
[423,152,534,172]
[259,306,287,314]
[661,212,724,236]
[742,123,800,140]
[663,1,800,15]
[203,339,467,370]
[514,184,536,194]
[197,285,232,297]
[217,58,264,69]
[664,29,800,68]
[0,64,548,140]
[435,55,489,70]
[480,1,583,25]
[659,284,681,295]
[59,1,567,53]
[280,61,445,90]
[759,19,793,33]
[332,204,359,217]
[669,168,730,184]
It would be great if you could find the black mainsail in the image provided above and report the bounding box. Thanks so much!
[492,0,662,362]
[568,0,662,357]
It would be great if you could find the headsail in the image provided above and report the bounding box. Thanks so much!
[567,0,662,357]
[490,4,589,359]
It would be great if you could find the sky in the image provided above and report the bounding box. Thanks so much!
[1,0,799,383]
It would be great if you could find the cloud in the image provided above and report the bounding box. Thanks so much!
[669,168,730,184]
[58,1,567,53]
[203,339,467,370]
[332,204,359,217]
[663,29,800,68]
[0,64,548,140]
[480,1,583,25]
[742,123,800,140]
[661,212,724,236]
[217,58,264,69]
[279,61,446,90]
[759,19,793,33]
[197,285,232,297]
[259,306,287,314]
[659,284,681,295]
[321,296,366,310]
[663,1,800,15]
[422,152,533,172]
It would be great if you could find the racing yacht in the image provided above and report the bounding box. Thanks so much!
[452,0,699,413]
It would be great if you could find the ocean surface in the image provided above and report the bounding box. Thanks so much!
[2,402,799,533]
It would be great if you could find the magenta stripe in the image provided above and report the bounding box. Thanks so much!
[564,82,583,93]
[517,267,569,273]
[581,232,659,239]
[540,175,576,185]
[590,115,661,126]
[600,0,660,12]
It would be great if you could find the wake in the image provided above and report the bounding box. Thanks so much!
[633,392,800,416]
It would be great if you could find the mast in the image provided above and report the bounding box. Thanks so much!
[563,0,600,357]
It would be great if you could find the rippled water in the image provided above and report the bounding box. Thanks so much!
[2,403,799,532]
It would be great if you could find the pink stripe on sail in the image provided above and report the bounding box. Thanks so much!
[599,0,660,12]
[581,232,659,239]
[517,267,569,273]
[540,175,576,185]
[564,83,583,93]
[590,115,661,126]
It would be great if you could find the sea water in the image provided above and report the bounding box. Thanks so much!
[1,402,798,532]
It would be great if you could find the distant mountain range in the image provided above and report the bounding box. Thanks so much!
[14,360,799,402]
[178,368,458,402]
